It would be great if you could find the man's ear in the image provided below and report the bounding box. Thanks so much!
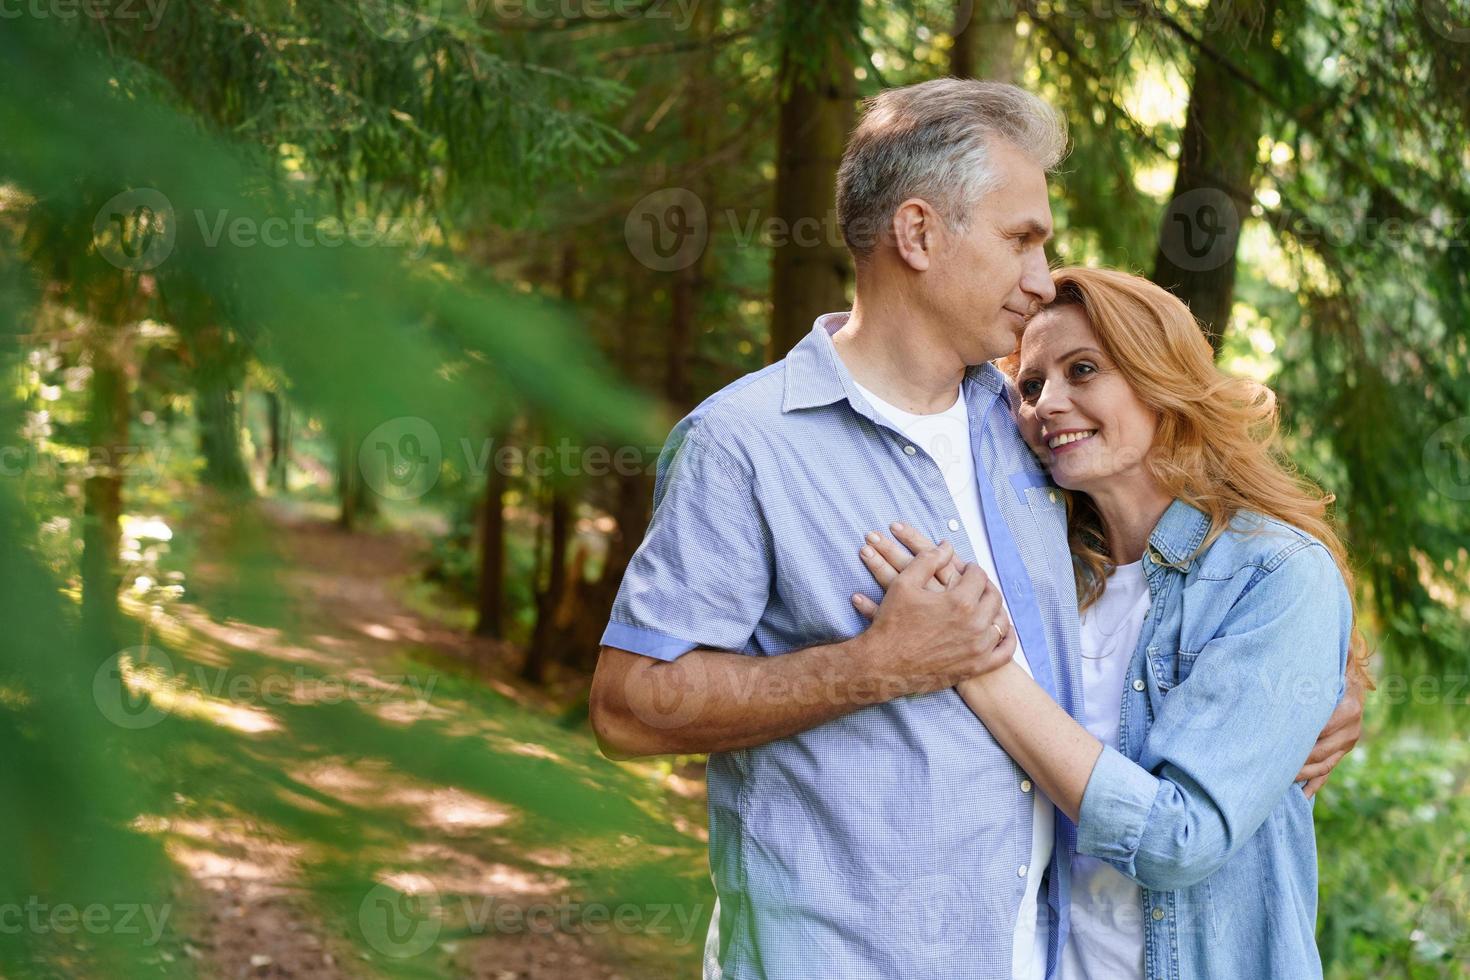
[891,198,936,272]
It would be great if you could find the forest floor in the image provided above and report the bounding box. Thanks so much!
[110,494,710,980]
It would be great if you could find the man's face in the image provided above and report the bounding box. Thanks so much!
[931,140,1057,364]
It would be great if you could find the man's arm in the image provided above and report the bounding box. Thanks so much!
[591,543,1013,759]
[591,641,875,759]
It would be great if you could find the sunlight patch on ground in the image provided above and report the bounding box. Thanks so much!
[141,816,307,900]
[400,843,570,898]
[352,612,444,646]
[174,606,339,670]
[360,622,400,641]
[436,715,511,739]
[501,740,566,765]
[366,694,457,726]
[114,650,281,734]
[520,847,576,869]
[300,758,518,836]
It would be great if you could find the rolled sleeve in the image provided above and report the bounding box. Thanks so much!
[1078,744,1160,863]
[1076,543,1351,891]
[600,422,773,662]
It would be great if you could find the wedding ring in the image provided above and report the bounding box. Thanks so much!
[990,622,1006,642]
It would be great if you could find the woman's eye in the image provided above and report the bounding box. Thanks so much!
[1019,379,1043,400]
[1070,362,1096,379]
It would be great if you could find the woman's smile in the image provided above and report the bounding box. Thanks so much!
[1045,427,1099,453]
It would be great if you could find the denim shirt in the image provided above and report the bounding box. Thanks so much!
[1076,499,1352,980]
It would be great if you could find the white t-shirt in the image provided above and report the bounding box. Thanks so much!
[1060,560,1151,980]
[852,378,1054,980]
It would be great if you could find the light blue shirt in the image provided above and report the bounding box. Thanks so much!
[603,313,1086,979]
[1077,499,1350,980]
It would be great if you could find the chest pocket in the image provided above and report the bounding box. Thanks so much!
[1148,646,1201,693]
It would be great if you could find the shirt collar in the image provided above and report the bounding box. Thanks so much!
[781,312,1010,414]
[1145,498,1212,572]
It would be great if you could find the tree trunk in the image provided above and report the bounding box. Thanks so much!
[80,336,129,641]
[664,0,721,411]
[768,0,858,362]
[523,488,571,683]
[1151,0,1279,355]
[189,324,252,494]
[667,249,698,410]
[336,426,378,530]
[951,0,1020,81]
[474,429,509,639]
[266,390,290,492]
[524,245,582,681]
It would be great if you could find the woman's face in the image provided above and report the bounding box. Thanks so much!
[1014,305,1159,494]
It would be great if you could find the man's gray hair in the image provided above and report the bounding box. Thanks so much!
[836,78,1068,259]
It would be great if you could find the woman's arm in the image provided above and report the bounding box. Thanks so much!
[851,525,1104,818]
[855,524,1354,892]
[954,662,1101,820]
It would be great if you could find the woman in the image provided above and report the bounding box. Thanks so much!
[850,267,1370,979]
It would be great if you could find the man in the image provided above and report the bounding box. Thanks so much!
[590,78,1359,979]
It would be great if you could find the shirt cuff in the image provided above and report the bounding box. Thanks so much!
[1077,743,1161,864]
[600,621,699,662]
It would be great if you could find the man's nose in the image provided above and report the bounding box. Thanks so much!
[1021,250,1056,306]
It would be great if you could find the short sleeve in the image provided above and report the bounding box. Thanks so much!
[600,423,774,661]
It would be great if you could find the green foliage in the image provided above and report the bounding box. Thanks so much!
[1,0,1468,975]
[1317,733,1470,977]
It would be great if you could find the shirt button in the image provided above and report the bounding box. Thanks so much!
[1017,865,1028,878]
[903,445,917,456]
[1132,679,1146,692]
[1020,779,1033,793]
[1048,490,1058,504]
[947,518,960,532]
[1152,907,1166,921]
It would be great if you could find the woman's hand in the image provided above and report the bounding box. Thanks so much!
[851,522,1018,678]
[856,522,966,596]
[1295,667,1366,798]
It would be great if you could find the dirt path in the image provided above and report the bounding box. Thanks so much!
[131,497,707,980]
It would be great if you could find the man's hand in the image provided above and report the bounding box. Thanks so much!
[1296,666,1366,797]
[849,539,1016,695]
